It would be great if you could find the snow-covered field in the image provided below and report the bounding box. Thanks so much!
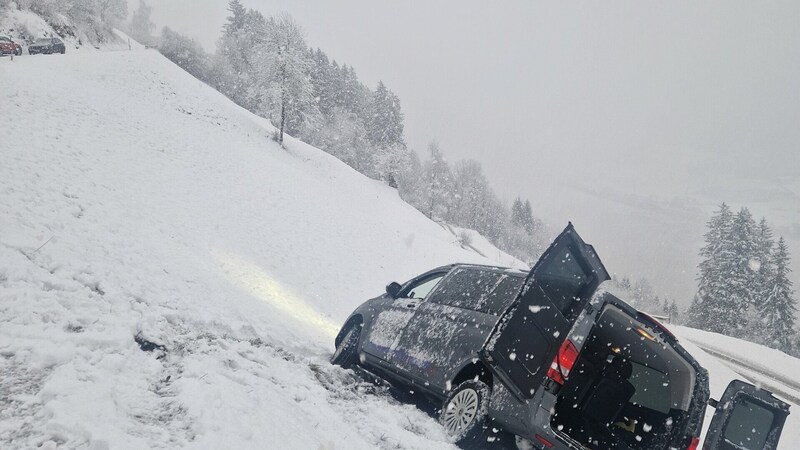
[1,48,799,449]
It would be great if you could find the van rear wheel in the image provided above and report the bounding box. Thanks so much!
[440,380,499,448]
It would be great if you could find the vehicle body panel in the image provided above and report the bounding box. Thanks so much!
[29,37,65,55]
[703,379,790,450]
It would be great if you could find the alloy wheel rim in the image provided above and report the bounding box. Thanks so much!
[443,388,479,434]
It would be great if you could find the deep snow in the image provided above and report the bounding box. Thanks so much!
[0,49,488,449]
[1,48,799,449]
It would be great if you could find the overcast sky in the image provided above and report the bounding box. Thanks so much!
[138,0,800,302]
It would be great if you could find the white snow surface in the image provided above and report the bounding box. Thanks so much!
[439,223,529,270]
[0,49,491,449]
[2,48,799,449]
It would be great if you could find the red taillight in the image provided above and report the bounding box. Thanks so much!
[534,434,555,448]
[687,436,700,450]
[546,339,579,385]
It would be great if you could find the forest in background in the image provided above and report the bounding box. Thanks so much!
[127,0,549,266]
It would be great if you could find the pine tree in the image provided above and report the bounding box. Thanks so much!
[222,0,247,34]
[511,198,525,227]
[669,300,680,324]
[366,81,404,149]
[759,237,797,349]
[714,207,759,337]
[522,200,535,235]
[213,3,267,108]
[692,203,736,333]
[129,0,155,45]
[423,142,454,220]
[754,217,775,301]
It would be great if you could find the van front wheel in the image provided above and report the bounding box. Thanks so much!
[330,325,360,369]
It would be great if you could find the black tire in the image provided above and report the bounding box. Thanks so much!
[330,324,360,368]
[440,380,498,448]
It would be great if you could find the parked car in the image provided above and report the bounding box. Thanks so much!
[28,37,65,55]
[332,224,790,450]
[0,35,22,56]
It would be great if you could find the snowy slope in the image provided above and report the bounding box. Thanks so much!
[0,49,498,449]
[438,223,529,270]
[0,5,130,53]
[2,48,799,450]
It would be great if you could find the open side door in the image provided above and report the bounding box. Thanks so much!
[479,223,609,400]
[703,379,790,450]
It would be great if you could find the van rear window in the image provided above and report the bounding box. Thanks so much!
[629,362,671,414]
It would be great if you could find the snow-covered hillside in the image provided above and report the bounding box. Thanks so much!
[1,48,799,449]
[0,4,130,53]
[0,49,496,449]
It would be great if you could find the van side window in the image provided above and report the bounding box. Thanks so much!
[478,275,524,315]
[427,268,498,310]
[405,275,444,300]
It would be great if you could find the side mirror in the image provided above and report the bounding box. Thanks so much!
[385,282,402,299]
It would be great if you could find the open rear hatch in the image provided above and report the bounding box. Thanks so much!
[479,223,610,400]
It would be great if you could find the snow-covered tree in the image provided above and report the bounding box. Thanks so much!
[366,81,404,149]
[759,237,797,349]
[96,0,128,25]
[159,27,209,82]
[423,142,454,220]
[729,208,760,313]
[249,14,318,145]
[372,143,410,188]
[690,203,736,332]
[129,0,155,46]
[753,217,776,301]
[213,3,267,109]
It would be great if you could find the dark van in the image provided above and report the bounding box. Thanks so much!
[332,224,790,449]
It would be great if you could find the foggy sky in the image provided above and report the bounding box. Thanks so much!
[139,0,800,303]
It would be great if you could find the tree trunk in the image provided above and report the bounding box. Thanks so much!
[279,100,286,145]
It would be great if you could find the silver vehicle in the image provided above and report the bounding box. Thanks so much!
[332,224,790,449]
